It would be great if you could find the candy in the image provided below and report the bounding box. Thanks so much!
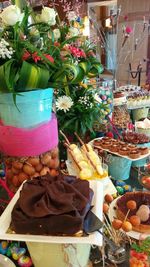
[112,219,123,230]
[115,180,126,187]
[104,194,113,203]
[127,200,137,210]
[116,186,124,195]
[122,221,132,232]
[123,184,132,192]
[18,255,32,267]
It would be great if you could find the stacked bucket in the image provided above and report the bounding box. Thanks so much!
[0,89,59,192]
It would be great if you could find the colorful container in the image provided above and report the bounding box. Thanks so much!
[26,243,91,267]
[0,114,58,157]
[0,88,53,128]
[107,154,132,180]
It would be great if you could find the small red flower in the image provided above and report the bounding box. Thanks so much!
[125,26,132,34]
[32,52,41,63]
[22,51,31,61]
[44,54,54,63]
[54,42,60,47]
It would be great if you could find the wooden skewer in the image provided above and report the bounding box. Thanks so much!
[64,142,82,171]
[124,209,130,222]
[74,132,89,152]
[74,132,104,175]
[60,130,70,145]
[103,214,114,239]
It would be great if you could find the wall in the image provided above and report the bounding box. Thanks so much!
[116,0,150,86]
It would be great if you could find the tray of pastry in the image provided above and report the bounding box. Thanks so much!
[91,137,150,161]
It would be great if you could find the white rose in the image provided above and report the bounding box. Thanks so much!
[0,5,24,26]
[37,7,57,26]
[53,29,61,40]
[69,27,79,37]
[67,11,77,21]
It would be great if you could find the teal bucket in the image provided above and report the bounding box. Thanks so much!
[107,154,132,180]
[0,88,53,128]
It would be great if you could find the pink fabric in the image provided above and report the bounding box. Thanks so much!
[0,114,58,157]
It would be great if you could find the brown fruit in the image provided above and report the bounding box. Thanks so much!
[103,203,109,214]
[104,194,113,204]
[41,154,51,165]
[6,170,13,180]
[49,169,59,177]
[129,215,141,226]
[27,157,40,166]
[51,147,59,159]
[12,175,20,187]
[23,164,35,176]
[48,159,59,169]
[122,221,132,232]
[40,167,50,176]
[12,161,23,170]
[31,172,40,178]
[112,219,123,230]
[18,172,29,183]
[11,167,20,175]
[35,163,43,172]
[126,200,137,210]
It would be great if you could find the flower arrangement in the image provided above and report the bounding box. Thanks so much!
[55,84,100,136]
[0,0,103,98]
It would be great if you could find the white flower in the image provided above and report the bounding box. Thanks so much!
[56,96,73,113]
[67,11,77,21]
[0,38,14,59]
[0,5,24,26]
[68,27,79,37]
[36,7,57,26]
[53,29,61,40]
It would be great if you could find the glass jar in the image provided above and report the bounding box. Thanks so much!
[4,147,59,193]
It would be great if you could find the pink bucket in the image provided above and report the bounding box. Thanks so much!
[0,114,58,157]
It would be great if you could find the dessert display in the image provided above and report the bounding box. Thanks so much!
[113,92,127,106]
[11,174,93,236]
[116,192,150,233]
[93,137,150,160]
[113,105,131,129]
[61,131,108,180]
[122,131,150,144]
[5,147,59,193]
[127,91,150,109]
[135,118,150,137]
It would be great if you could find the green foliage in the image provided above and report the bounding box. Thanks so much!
[131,237,150,256]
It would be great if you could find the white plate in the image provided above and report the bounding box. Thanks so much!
[90,138,150,161]
[108,197,150,240]
[0,181,103,246]
[0,254,16,267]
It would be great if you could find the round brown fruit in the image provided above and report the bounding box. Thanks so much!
[104,194,113,204]
[112,219,123,230]
[129,215,141,226]
[27,157,40,166]
[23,164,35,176]
[12,175,20,187]
[51,147,59,159]
[11,167,20,175]
[35,163,43,172]
[122,221,132,232]
[103,203,109,214]
[48,159,59,169]
[18,172,29,183]
[41,154,51,165]
[40,167,50,176]
[49,169,59,177]
[12,161,23,170]
[126,200,137,210]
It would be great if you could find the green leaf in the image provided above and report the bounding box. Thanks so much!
[17,61,49,91]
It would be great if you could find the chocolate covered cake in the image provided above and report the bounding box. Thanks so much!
[11,174,93,235]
